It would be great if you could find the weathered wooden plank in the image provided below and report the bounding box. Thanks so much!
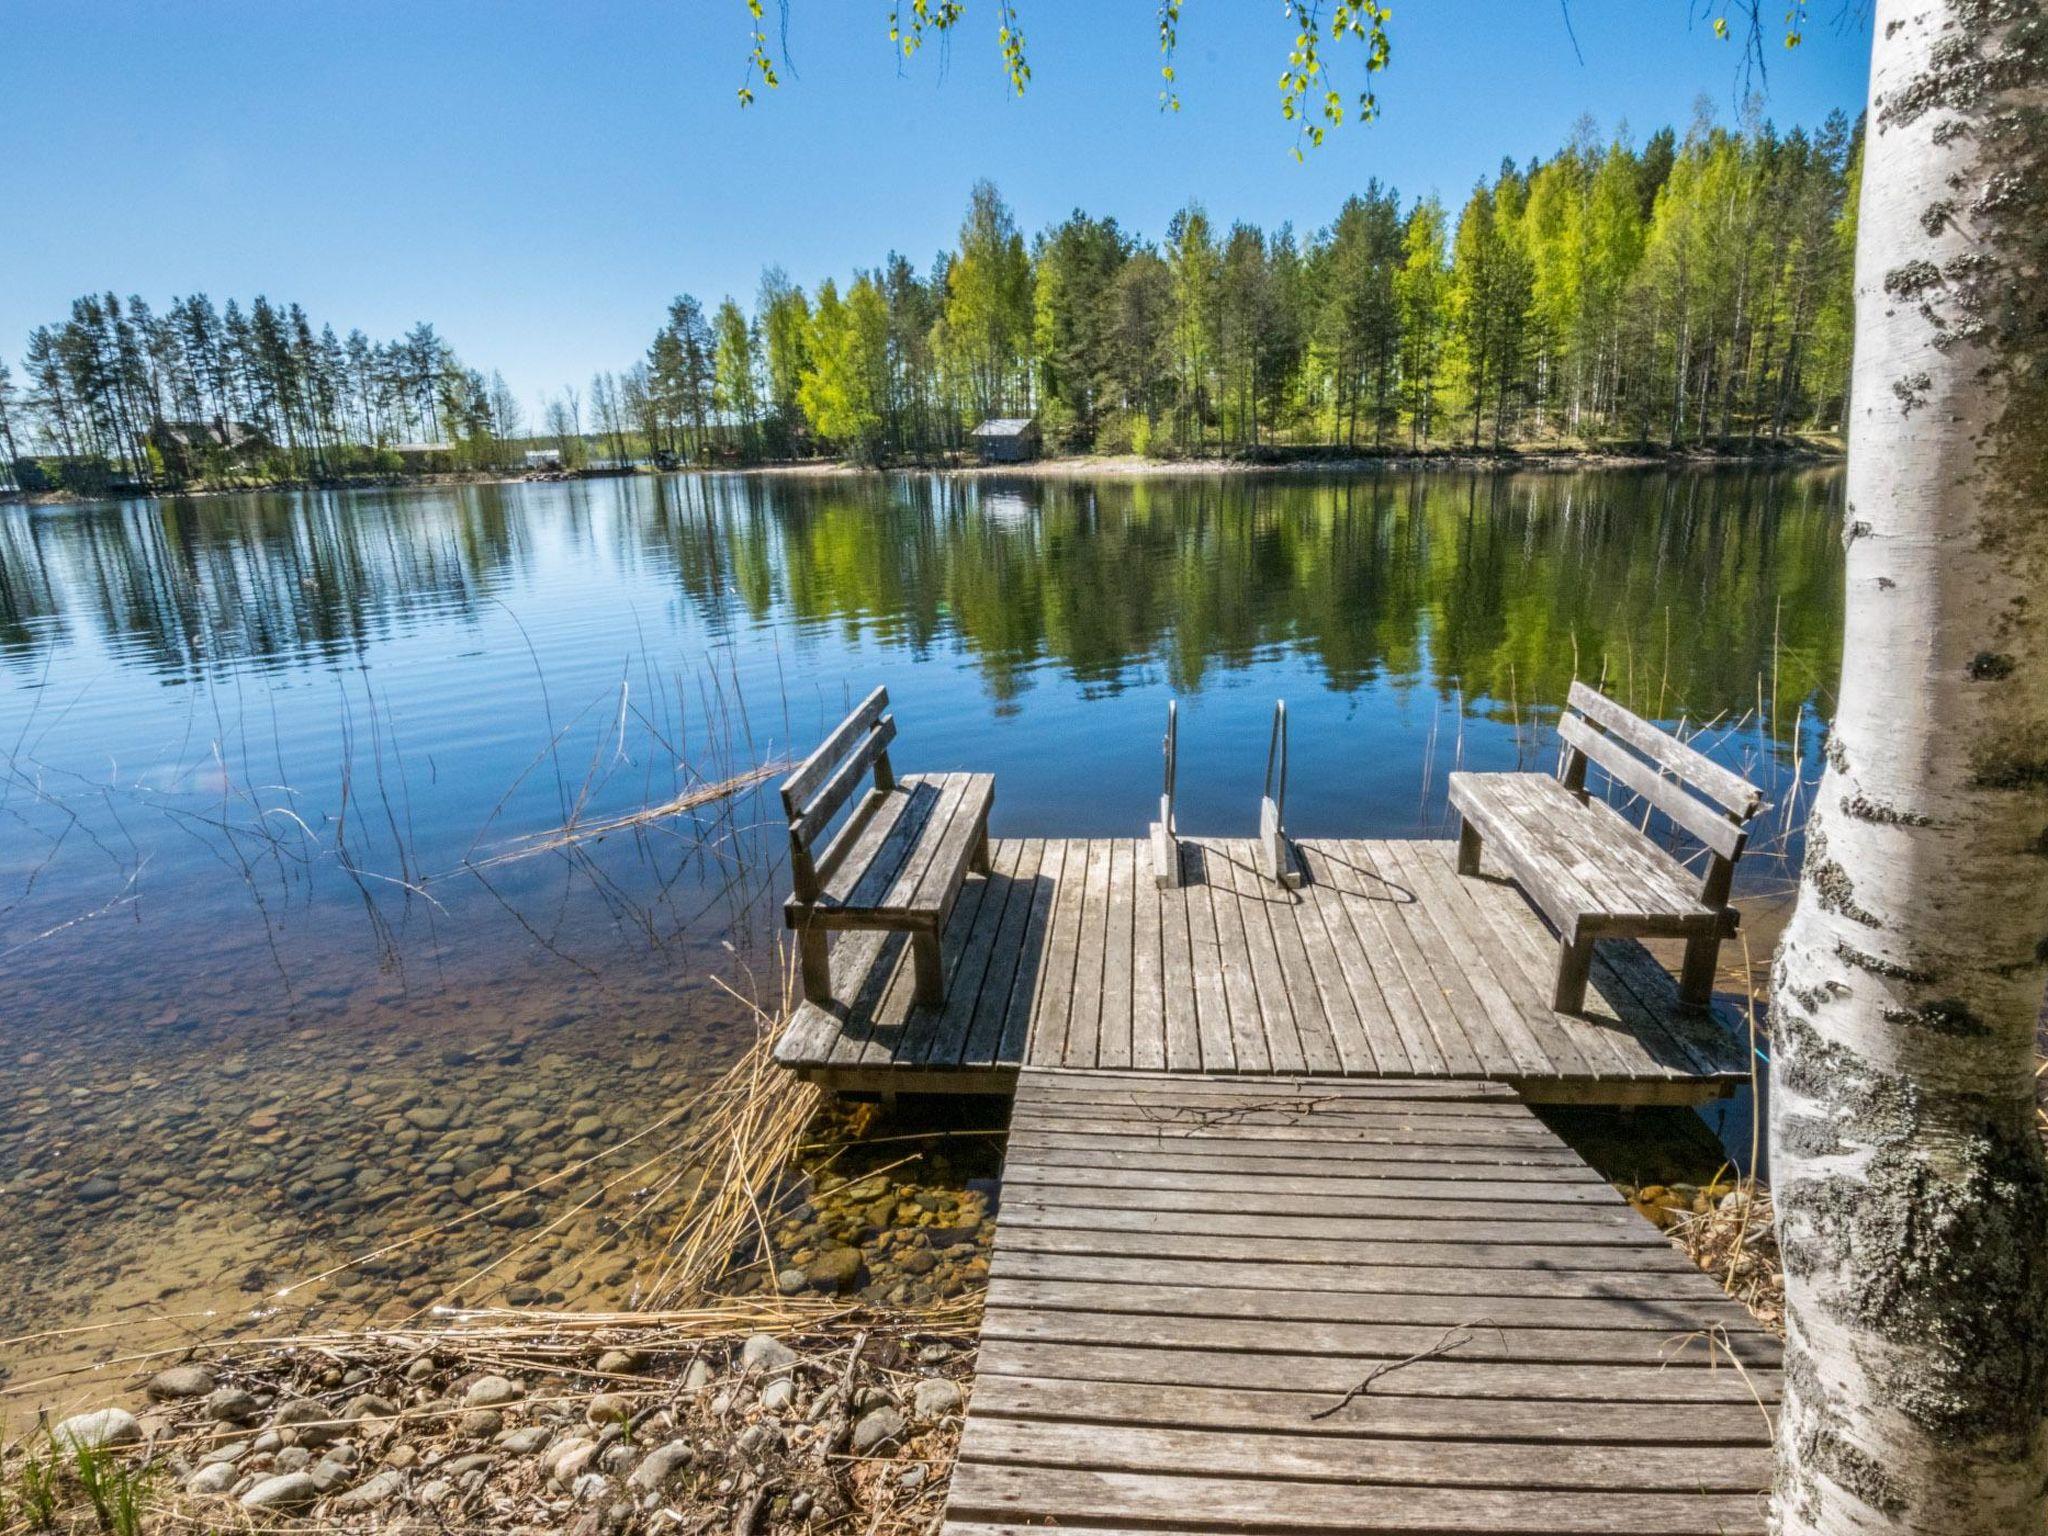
[1198,842,1273,1072]
[978,1307,1779,1366]
[1178,843,1237,1071]
[779,685,887,813]
[789,715,897,846]
[1568,680,1763,819]
[1003,1107,1568,1144]
[919,835,1028,1067]
[1097,839,1138,1070]
[1253,860,1352,1074]
[1597,937,1752,1077]
[1014,1069,1521,1103]
[1059,838,1115,1068]
[1010,1085,1569,1121]
[824,931,913,1065]
[989,839,1064,1069]
[998,1165,1624,1211]
[1153,877,1202,1071]
[1001,1142,1603,1184]
[803,781,917,917]
[963,1374,1777,1445]
[943,1072,1770,1534]
[1025,841,1089,1068]
[1559,713,1748,864]
[946,1464,1768,1533]
[891,772,985,913]
[1000,1200,1653,1247]
[877,848,1000,1067]
[989,1242,1717,1296]
[974,1339,1777,1403]
[982,1276,1765,1336]
[955,839,1042,1068]
[827,773,954,914]
[1449,858,1646,1080]
[1326,841,1481,1075]
[1130,840,1167,1071]
[957,1417,1777,1491]
[1004,1134,1590,1180]
[1221,837,1315,1072]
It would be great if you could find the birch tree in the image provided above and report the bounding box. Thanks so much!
[1768,3,2048,1532]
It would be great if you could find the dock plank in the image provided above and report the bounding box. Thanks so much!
[939,1069,1778,1536]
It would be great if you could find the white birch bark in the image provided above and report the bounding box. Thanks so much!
[1769,0,2048,1531]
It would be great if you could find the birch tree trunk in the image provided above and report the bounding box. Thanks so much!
[1769,1,2048,1531]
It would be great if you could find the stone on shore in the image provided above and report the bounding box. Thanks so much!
[850,1405,906,1456]
[464,1373,523,1407]
[913,1377,962,1419]
[740,1334,798,1374]
[335,1468,406,1508]
[241,1472,320,1511]
[147,1364,217,1400]
[185,1462,239,1496]
[53,1408,140,1451]
[626,1440,694,1492]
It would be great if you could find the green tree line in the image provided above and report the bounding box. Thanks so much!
[0,294,522,491]
[622,110,1859,465]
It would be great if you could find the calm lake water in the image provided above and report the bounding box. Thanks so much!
[0,466,1842,1390]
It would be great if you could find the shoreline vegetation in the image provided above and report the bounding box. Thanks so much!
[1,437,1844,506]
[5,112,1857,504]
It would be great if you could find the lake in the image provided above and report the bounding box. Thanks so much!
[0,466,1842,1390]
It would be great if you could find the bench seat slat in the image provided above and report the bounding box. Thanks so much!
[901,773,997,912]
[1449,773,1727,938]
[788,772,996,929]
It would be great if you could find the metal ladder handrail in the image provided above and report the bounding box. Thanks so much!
[1258,699,1303,889]
[1151,698,1182,887]
[1263,698,1287,830]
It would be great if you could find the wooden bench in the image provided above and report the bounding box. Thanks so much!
[782,687,993,1009]
[1448,681,1762,1014]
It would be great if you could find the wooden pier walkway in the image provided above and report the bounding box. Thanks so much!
[775,838,1750,1106]
[940,1069,1779,1536]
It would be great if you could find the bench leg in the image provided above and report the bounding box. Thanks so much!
[1553,934,1595,1015]
[797,925,832,1006]
[970,821,991,875]
[911,930,946,1006]
[1456,817,1483,877]
[1680,936,1720,1008]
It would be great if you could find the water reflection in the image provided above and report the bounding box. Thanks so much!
[0,465,1839,1387]
[2,469,1841,717]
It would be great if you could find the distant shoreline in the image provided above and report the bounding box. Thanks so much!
[2,441,1844,505]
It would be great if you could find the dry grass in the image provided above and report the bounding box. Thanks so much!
[1669,1182,1784,1335]
[460,761,788,873]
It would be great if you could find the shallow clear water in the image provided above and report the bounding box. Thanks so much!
[0,467,1841,1385]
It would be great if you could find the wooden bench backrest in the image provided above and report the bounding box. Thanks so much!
[1557,680,1763,907]
[781,686,896,901]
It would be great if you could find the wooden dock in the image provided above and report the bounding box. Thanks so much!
[941,1069,1779,1536]
[775,838,1750,1105]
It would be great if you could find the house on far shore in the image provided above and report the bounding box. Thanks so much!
[147,418,269,479]
[523,448,564,471]
[970,417,1040,464]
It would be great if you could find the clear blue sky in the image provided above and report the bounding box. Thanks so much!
[4,1,1871,411]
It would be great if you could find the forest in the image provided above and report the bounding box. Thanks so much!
[2,110,1859,491]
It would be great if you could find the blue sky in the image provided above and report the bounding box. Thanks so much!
[4,1,1871,411]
